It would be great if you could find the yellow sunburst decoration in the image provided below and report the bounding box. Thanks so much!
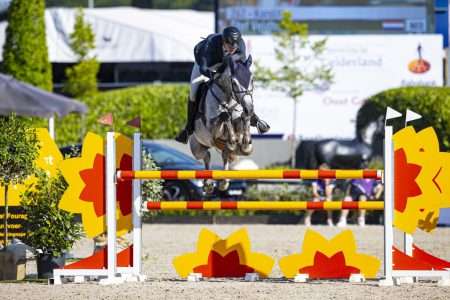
[393,126,450,233]
[0,128,63,206]
[173,228,274,278]
[279,229,380,279]
[59,132,132,238]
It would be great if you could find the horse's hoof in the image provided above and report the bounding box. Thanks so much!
[240,144,253,155]
[218,180,230,191]
[243,135,252,146]
[203,179,215,194]
[227,142,237,152]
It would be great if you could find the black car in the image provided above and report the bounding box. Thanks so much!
[60,141,247,200]
[142,141,246,200]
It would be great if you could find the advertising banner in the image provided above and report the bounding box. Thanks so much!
[249,34,443,139]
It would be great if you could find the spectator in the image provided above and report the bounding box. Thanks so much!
[337,178,383,227]
[304,163,335,226]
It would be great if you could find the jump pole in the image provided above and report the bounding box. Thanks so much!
[132,133,145,280]
[147,201,384,211]
[380,125,394,286]
[102,132,119,284]
[118,169,382,181]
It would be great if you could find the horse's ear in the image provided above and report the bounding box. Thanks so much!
[246,55,253,68]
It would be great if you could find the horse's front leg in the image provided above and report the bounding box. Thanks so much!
[218,150,231,191]
[202,150,215,194]
[240,117,253,155]
[225,120,237,152]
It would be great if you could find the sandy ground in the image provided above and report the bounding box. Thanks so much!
[0,224,449,299]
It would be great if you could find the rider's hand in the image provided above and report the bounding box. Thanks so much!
[207,70,216,79]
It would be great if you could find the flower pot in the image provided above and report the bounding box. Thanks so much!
[36,253,65,279]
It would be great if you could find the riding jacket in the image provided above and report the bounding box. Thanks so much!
[194,33,246,77]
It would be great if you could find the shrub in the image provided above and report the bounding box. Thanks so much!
[360,87,450,150]
[21,170,82,257]
[64,59,100,98]
[0,114,40,247]
[51,84,189,146]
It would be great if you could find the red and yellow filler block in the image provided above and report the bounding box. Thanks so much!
[393,126,450,234]
[173,228,274,279]
[58,132,133,238]
[279,230,380,280]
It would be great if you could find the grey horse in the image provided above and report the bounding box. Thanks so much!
[189,55,254,193]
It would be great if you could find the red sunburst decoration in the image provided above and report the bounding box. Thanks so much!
[193,250,255,277]
[299,251,360,279]
[394,148,422,212]
[79,154,105,217]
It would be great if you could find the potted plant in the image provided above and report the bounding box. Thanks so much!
[0,114,39,280]
[21,170,82,279]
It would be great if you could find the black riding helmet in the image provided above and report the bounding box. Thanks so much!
[222,26,241,49]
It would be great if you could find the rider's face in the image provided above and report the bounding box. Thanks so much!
[223,42,237,55]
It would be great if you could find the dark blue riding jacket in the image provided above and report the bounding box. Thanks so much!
[194,33,246,77]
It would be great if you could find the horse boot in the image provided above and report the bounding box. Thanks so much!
[175,100,197,144]
[250,113,270,134]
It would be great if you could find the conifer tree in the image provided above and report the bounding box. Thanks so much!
[3,0,53,91]
[64,8,99,98]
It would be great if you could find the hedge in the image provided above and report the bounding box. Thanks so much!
[40,84,189,146]
[359,87,450,151]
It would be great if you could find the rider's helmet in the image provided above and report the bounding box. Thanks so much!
[222,26,241,50]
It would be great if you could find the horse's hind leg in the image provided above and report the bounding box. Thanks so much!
[189,137,214,194]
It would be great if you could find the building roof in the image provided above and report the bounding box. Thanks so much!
[0,7,214,63]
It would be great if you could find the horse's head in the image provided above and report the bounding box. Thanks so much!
[213,55,254,117]
[356,113,384,146]
[229,54,254,118]
[212,55,254,155]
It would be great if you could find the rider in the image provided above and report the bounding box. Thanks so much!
[175,26,270,144]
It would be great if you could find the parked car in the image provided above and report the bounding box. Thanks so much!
[60,141,247,200]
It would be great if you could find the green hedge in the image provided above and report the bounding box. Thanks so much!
[40,84,188,146]
[360,87,450,150]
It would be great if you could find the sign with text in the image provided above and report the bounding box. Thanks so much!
[0,207,27,241]
[249,34,443,139]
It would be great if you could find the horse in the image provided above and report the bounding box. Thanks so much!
[189,55,255,193]
[295,111,384,170]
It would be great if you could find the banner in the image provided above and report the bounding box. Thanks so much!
[249,34,443,139]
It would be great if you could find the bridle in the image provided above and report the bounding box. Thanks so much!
[208,65,254,116]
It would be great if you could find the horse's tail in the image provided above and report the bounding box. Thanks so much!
[295,140,319,169]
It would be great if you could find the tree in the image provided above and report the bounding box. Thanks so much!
[254,11,333,167]
[63,8,99,98]
[0,114,40,248]
[2,0,53,91]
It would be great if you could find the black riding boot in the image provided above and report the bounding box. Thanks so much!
[250,113,270,134]
[175,100,197,144]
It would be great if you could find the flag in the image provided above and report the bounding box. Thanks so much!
[98,113,113,126]
[126,117,141,129]
[385,107,402,120]
[405,109,422,124]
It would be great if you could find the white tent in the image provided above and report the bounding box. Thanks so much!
[0,7,214,63]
